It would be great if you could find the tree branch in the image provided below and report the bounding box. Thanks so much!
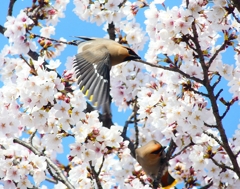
[107,22,116,40]
[204,122,217,128]
[220,103,231,120]
[208,41,227,68]
[153,139,177,189]
[0,25,6,34]
[210,156,234,171]
[203,131,223,146]
[189,88,209,97]
[122,112,136,158]
[133,98,139,150]
[215,89,223,100]
[28,129,37,146]
[97,156,105,176]
[135,59,204,84]
[171,141,194,159]
[191,19,240,179]
[89,161,103,189]
[8,0,17,16]
[212,74,221,89]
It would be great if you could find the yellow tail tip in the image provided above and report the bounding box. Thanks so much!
[89,95,93,101]
[162,179,178,189]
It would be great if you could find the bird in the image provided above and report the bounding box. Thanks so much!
[135,140,177,189]
[73,37,141,115]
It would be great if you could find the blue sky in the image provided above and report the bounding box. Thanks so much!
[0,0,239,188]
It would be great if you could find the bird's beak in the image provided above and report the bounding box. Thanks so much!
[131,54,141,60]
[125,54,141,61]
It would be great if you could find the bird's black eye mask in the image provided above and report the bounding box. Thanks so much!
[124,47,141,61]
[128,48,138,56]
[151,146,166,155]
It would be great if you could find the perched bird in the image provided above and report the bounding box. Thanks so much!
[135,140,177,189]
[73,37,141,115]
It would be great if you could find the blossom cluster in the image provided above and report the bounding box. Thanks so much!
[73,0,148,51]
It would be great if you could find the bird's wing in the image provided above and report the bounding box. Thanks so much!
[73,45,111,114]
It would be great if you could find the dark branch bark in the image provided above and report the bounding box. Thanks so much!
[135,59,204,84]
[210,156,234,171]
[8,0,17,16]
[190,20,240,179]
[89,161,103,189]
[153,139,177,189]
[107,22,116,40]
[0,25,6,34]
[122,112,136,158]
[208,40,227,68]
[171,141,194,159]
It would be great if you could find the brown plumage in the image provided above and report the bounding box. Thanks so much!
[73,37,141,115]
[135,140,177,188]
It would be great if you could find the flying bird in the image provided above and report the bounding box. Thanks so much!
[73,37,141,115]
[135,140,177,189]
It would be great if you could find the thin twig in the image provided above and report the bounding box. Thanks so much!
[210,156,234,171]
[19,54,32,69]
[28,32,76,46]
[212,75,222,89]
[235,149,240,158]
[215,89,223,100]
[89,161,103,189]
[46,164,59,183]
[220,103,231,120]
[135,59,204,84]
[208,41,227,68]
[122,112,136,158]
[204,122,217,128]
[28,129,37,145]
[203,131,222,146]
[171,142,194,159]
[29,170,58,184]
[97,156,105,176]
[189,88,209,97]
[133,98,139,149]
[122,112,134,137]
[119,0,127,8]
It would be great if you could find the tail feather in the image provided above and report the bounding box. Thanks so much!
[91,77,104,104]
[98,81,109,112]
[161,171,177,189]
